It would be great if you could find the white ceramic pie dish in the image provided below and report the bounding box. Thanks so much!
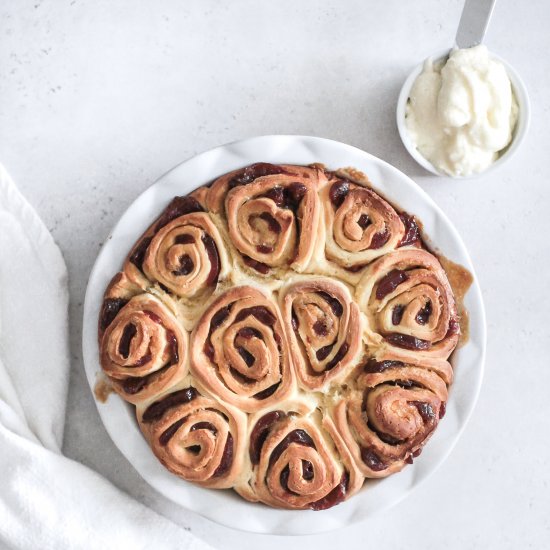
[82,135,486,535]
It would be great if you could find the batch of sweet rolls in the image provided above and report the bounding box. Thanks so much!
[98,163,460,511]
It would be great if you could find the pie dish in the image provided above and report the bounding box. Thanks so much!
[82,135,486,534]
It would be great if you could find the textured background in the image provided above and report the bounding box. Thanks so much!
[1,0,549,548]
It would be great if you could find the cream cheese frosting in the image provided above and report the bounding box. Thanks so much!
[406,45,518,177]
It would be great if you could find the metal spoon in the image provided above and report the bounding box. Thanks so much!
[395,0,530,178]
[455,0,497,49]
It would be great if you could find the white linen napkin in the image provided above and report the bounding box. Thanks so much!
[0,166,213,550]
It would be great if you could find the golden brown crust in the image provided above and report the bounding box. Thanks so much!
[279,277,364,391]
[237,402,362,510]
[206,163,322,215]
[122,195,227,298]
[141,212,229,299]
[321,175,406,271]
[99,293,187,404]
[98,271,144,342]
[189,185,210,209]
[356,248,459,362]
[206,163,325,273]
[137,384,247,489]
[97,163,465,510]
[189,285,295,412]
[331,357,448,478]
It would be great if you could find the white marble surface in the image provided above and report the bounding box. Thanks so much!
[1,0,549,548]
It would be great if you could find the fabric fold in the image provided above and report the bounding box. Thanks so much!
[0,165,212,550]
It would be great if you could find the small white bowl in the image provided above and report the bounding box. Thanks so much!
[396,48,531,178]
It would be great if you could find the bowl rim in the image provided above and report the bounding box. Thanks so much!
[82,134,487,534]
[396,47,531,179]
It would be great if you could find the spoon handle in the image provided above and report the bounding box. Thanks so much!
[455,0,497,49]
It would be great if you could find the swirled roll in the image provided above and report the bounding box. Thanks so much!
[356,249,460,361]
[279,278,363,391]
[97,161,469,511]
[190,286,294,412]
[99,292,187,404]
[137,384,246,488]
[321,175,410,271]
[98,271,144,334]
[142,212,228,298]
[124,194,228,299]
[238,402,363,510]
[331,357,449,477]
[206,163,324,274]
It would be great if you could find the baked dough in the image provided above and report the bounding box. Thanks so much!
[98,163,461,510]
